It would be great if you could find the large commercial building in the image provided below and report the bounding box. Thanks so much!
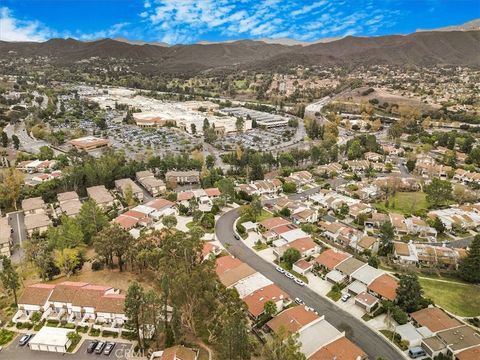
[223,107,289,128]
[68,136,110,151]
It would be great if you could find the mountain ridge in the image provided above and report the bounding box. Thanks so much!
[1,30,479,72]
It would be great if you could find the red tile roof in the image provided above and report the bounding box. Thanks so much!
[314,248,350,270]
[215,256,243,275]
[243,284,289,318]
[266,305,319,334]
[309,336,367,360]
[367,274,399,301]
[410,307,461,333]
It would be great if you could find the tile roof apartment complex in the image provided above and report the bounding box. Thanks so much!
[86,185,114,209]
[14,281,127,330]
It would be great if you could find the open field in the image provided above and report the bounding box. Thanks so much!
[375,192,428,215]
[419,278,480,317]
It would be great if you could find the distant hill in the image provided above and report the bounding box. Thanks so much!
[1,30,479,73]
[112,37,169,47]
[417,19,480,32]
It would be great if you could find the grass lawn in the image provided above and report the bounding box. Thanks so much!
[375,192,428,215]
[0,328,15,346]
[326,289,341,302]
[257,209,273,222]
[186,221,214,233]
[419,278,480,317]
[253,242,269,251]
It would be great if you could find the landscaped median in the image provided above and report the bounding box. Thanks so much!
[0,328,16,346]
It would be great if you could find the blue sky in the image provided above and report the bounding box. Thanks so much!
[1,0,479,44]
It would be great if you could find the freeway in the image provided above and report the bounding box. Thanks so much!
[215,208,404,360]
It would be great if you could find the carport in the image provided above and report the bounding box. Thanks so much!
[29,327,73,353]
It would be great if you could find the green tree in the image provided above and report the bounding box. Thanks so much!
[262,327,306,360]
[206,154,215,168]
[431,216,446,234]
[250,196,263,221]
[217,178,235,203]
[396,273,424,313]
[235,117,245,133]
[47,216,84,250]
[378,221,395,256]
[264,300,277,317]
[54,248,81,277]
[0,131,7,147]
[201,212,215,229]
[406,159,416,172]
[282,248,301,269]
[162,215,178,230]
[347,139,363,160]
[0,168,24,210]
[77,199,108,244]
[458,235,480,283]
[0,256,20,305]
[282,181,297,194]
[11,135,20,149]
[368,255,380,268]
[38,145,54,160]
[279,207,291,217]
[125,281,145,349]
[93,224,134,271]
[424,178,452,208]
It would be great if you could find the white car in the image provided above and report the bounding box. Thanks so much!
[284,272,294,279]
[341,293,351,302]
[275,266,285,274]
[294,278,305,286]
[294,297,305,305]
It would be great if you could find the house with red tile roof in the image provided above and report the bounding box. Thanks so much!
[367,274,399,301]
[314,248,351,271]
[410,307,461,334]
[309,336,368,360]
[243,284,290,320]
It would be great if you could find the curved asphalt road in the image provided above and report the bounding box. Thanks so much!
[216,207,404,360]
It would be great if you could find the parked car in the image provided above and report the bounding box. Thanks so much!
[408,347,426,359]
[18,334,32,346]
[104,342,116,355]
[94,341,106,354]
[294,278,305,286]
[294,297,305,305]
[275,266,285,274]
[87,341,98,353]
[234,234,240,240]
[341,293,351,302]
[284,272,294,279]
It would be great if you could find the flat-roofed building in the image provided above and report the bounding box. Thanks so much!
[29,327,74,353]
[86,185,114,209]
[136,170,166,196]
[24,213,51,236]
[57,191,82,217]
[115,178,144,202]
[22,197,46,215]
[165,170,200,185]
[68,136,110,151]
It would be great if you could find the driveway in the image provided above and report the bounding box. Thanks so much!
[0,335,133,360]
[216,208,404,360]
[7,211,27,263]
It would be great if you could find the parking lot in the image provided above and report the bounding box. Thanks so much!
[0,335,133,360]
[219,127,296,151]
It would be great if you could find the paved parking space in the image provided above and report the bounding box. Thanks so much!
[0,335,133,360]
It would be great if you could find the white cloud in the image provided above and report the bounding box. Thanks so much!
[0,7,54,42]
[78,22,130,40]
[141,0,402,44]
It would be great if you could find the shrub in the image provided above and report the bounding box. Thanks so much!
[34,320,45,331]
[102,330,119,338]
[236,223,246,235]
[89,328,100,336]
[91,260,104,271]
[393,307,409,325]
[46,319,60,327]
